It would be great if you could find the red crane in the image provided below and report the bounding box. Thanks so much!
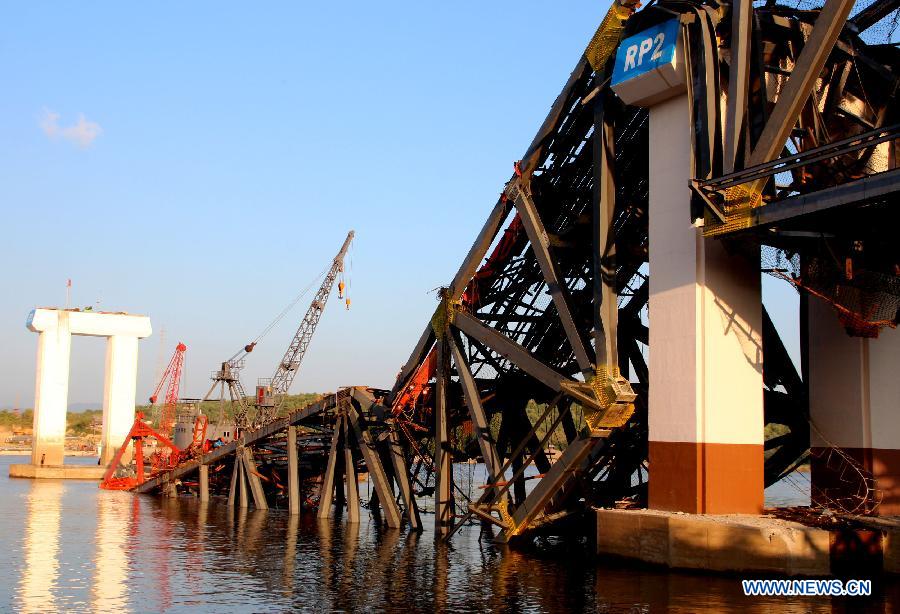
[149,342,186,437]
[100,343,187,490]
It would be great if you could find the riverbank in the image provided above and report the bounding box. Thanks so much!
[0,449,97,457]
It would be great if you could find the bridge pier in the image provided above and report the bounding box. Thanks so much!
[808,298,900,515]
[646,94,764,514]
[100,334,142,466]
[12,308,151,479]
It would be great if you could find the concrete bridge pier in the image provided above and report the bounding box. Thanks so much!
[30,310,73,467]
[646,93,764,514]
[10,308,152,479]
[610,19,765,514]
[101,335,142,466]
[808,298,900,515]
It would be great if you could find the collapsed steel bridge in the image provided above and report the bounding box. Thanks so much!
[136,0,900,542]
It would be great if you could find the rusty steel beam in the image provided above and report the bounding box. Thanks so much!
[434,338,454,538]
[343,418,360,524]
[287,426,300,515]
[242,447,269,511]
[390,197,513,404]
[495,435,600,544]
[388,426,422,530]
[227,456,239,507]
[238,456,249,509]
[317,417,343,519]
[199,464,209,502]
[347,406,403,529]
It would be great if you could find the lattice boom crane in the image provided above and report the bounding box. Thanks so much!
[149,342,187,436]
[255,230,354,424]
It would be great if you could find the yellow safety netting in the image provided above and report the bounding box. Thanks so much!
[585,1,636,71]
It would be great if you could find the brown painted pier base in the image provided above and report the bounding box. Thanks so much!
[9,463,106,480]
[648,441,764,514]
[595,508,900,576]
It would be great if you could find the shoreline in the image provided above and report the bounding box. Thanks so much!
[0,450,97,457]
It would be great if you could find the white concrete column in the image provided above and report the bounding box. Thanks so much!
[647,94,765,513]
[808,298,900,515]
[100,335,140,466]
[28,310,72,467]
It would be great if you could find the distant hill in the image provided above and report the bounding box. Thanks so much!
[68,402,101,412]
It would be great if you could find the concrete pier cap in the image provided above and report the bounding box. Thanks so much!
[13,307,152,479]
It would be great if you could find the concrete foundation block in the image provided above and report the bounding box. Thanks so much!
[596,509,832,576]
[9,464,106,480]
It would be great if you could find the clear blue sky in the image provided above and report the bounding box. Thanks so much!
[0,2,801,409]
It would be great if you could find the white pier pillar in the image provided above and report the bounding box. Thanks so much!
[646,94,764,514]
[28,310,72,467]
[101,335,142,466]
[611,19,765,514]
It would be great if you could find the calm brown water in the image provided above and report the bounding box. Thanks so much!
[1,455,896,613]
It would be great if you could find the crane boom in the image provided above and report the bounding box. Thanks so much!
[255,230,354,424]
[149,342,186,436]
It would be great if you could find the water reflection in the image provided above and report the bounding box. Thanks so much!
[3,455,898,613]
[93,492,129,611]
[19,481,62,613]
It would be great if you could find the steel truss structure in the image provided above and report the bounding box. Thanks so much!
[379,0,900,540]
[137,0,899,542]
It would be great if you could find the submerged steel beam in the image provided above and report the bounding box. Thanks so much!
[287,426,300,515]
[343,419,360,524]
[434,338,453,538]
[388,426,422,530]
[242,447,268,511]
[347,407,402,529]
[496,434,599,543]
[238,456,249,509]
[227,456,239,507]
[199,464,209,502]
[317,418,343,519]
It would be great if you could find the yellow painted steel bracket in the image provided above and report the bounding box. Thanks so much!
[585,364,636,430]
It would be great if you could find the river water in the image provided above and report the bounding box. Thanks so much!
[1,455,896,613]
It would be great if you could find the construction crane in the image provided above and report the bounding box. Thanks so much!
[202,344,255,435]
[148,342,187,436]
[204,230,354,433]
[255,230,354,425]
[101,343,187,490]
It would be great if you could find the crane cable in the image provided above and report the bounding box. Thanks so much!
[227,264,331,363]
